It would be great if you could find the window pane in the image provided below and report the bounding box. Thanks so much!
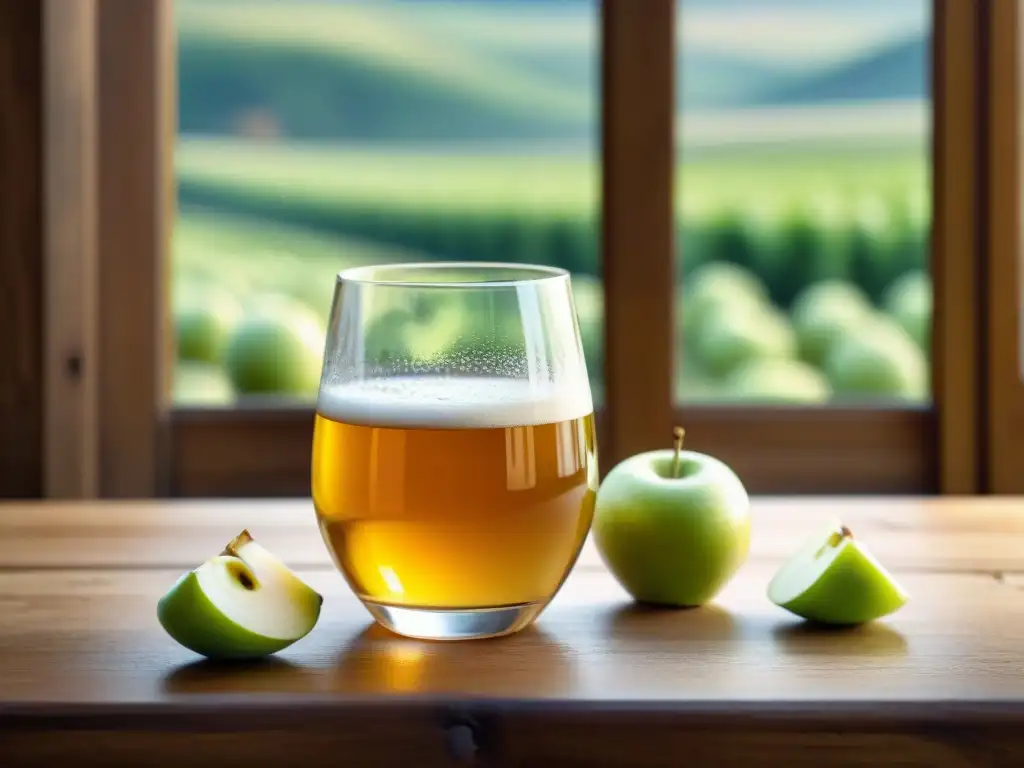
[675,0,932,406]
[172,0,601,406]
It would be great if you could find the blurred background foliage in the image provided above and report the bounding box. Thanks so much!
[172,0,931,408]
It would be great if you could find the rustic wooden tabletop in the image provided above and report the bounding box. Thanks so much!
[0,497,1022,766]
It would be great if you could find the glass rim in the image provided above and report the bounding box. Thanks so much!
[337,261,570,289]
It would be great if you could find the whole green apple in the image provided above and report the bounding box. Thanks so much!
[173,362,235,407]
[883,270,932,354]
[681,260,769,340]
[693,305,796,380]
[174,284,243,364]
[158,530,323,659]
[790,280,872,367]
[223,296,326,397]
[723,358,832,404]
[768,520,908,625]
[824,314,927,400]
[593,429,751,607]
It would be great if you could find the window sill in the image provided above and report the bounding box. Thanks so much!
[168,405,932,496]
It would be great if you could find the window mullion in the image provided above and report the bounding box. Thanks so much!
[984,0,1024,492]
[97,0,174,497]
[601,0,676,467]
[932,0,985,494]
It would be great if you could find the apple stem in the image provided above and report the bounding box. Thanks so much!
[672,426,685,479]
[840,525,854,540]
[222,529,253,558]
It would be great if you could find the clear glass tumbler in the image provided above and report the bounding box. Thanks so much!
[311,263,597,640]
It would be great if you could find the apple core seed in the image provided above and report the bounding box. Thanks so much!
[225,558,259,591]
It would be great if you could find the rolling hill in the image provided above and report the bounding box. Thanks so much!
[679,49,795,109]
[180,0,912,143]
[177,0,592,140]
[756,34,928,105]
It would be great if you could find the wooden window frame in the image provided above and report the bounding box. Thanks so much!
[0,1,45,498]
[34,0,996,497]
[985,0,1023,492]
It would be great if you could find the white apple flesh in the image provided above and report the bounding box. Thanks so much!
[768,520,908,625]
[594,428,751,607]
[158,530,323,659]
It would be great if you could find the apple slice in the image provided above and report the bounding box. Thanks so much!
[157,530,323,659]
[767,520,908,625]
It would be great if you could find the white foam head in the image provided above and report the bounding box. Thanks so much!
[317,376,593,429]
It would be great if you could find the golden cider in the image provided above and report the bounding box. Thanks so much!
[311,377,596,612]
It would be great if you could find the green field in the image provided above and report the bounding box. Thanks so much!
[177,138,926,218]
[177,137,929,308]
[174,208,430,318]
[171,0,932,408]
[173,137,931,408]
[173,137,928,294]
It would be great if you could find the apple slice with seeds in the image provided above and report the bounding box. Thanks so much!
[157,530,322,659]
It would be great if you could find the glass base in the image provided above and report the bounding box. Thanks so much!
[363,600,542,641]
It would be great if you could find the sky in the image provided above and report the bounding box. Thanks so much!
[680,0,929,67]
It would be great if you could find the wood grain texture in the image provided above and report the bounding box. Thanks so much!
[2,497,1023,572]
[0,1,43,498]
[0,498,1023,768]
[1,564,1022,703]
[43,0,99,498]
[0,495,1019,573]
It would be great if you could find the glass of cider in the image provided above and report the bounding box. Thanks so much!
[312,263,597,640]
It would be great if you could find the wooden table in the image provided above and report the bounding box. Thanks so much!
[0,498,1023,766]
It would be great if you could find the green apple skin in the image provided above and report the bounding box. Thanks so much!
[593,449,751,607]
[174,286,243,364]
[791,280,872,367]
[158,563,300,660]
[173,362,235,407]
[883,270,932,354]
[694,306,796,380]
[681,261,768,341]
[768,524,909,626]
[824,315,927,400]
[223,297,326,397]
[723,358,832,404]
[158,533,323,660]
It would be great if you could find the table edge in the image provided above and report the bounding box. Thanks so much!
[3,697,1024,730]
